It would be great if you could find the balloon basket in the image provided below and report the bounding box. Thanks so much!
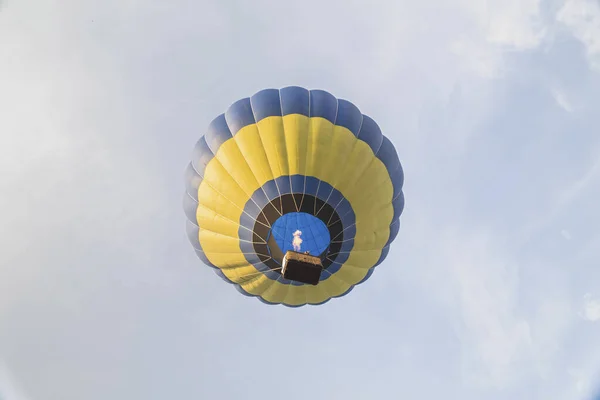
[281,251,323,285]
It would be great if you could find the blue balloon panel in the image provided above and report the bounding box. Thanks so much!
[269,212,331,256]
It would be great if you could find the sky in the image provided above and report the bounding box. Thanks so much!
[1,0,600,399]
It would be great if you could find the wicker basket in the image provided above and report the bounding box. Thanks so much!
[281,251,323,285]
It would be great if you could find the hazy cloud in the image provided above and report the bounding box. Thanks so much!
[557,0,600,71]
[582,294,600,322]
[0,362,31,400]
[1,0,599,399]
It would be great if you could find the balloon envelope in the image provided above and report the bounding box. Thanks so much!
[183,86,404,307]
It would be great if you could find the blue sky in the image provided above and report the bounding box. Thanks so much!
[1,0,600,399]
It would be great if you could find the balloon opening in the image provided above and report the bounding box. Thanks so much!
[268,212,331,260]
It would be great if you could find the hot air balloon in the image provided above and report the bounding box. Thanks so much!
[183,86,404,307]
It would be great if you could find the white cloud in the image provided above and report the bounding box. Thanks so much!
[0,362,31,400]
[403,223,574,390]
[517,143,600,244]
[557,151,600,208]
[484,0,547,50]
[450,37,506,78]
[552,88,575,113]
[565,354,600,400]
[557,0,600,71]
[448,0,547,78]
[560,229,572,240]
[445,235,532,387]
[582,294,600,322]
[568,368,590,394]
